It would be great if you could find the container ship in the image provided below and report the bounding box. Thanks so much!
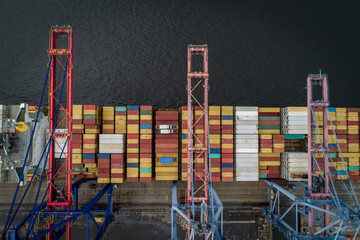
[2,26,360,240]
[1,104,358,184]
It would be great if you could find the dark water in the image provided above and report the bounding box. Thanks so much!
[1,1,360,108]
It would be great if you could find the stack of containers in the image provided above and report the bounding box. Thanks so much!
[83,133,98,177]
[111,154,125,183]
[102,106,115,134]
[98,134,125,183]
[139,106,153,182]
[194,106,205,182]
[221,106,234,182]
[115,107,127,134]
[83,105,101,134]
[258,108,281,179]
[72,105,84,173]
[284,134,305,152]
[281,152,308,181]
[347,108,359,180]
[272,135,285,153]
[281,107,308,134]
[127,106,140,182]
[180,106,192,181]
[234,107,259,181]
[155,110,179,181]
[83,105,101,177]
[209,106,221,182]
[328,107,338,153]
[97,153,111,183]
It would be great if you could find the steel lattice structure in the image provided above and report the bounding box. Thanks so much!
[3,26,116,240]
[264,73,360,239]
[171,45,224,240]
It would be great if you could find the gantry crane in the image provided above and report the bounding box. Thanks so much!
[171,45,224,240]
[2,26,116,240]
[264,73,360,239]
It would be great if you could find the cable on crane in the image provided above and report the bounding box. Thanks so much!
[1,56,53,240]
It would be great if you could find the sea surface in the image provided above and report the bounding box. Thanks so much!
[1,0,360,107]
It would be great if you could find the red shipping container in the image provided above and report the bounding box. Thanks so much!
[115,111,127,116]
[258,112,279,116]
[72,164,83,168]
[84,105,97,110]
[221,149,233,154]
[83,149,97,154]
[222,129,234,134]
[111,163,124,168]
[84,119,96,125]
[85,124,99,129]
[83,159,96,164]
[73,119,83,124]
[73,143,82,149]
[127,153,139,158]
[140,177,152,182]
[111,173,124,178]
[222,177,233,182]
[73,129,85,134]
[127,177,138,182]
[83,139,97,144]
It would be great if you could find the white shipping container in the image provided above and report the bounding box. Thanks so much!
[235,129,259,134]
[235,106,258,111]
[235,162,258,168]
[236,149,258,153]
[234,120,259,125]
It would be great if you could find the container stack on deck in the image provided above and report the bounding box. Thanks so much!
[126,106,140,182]
[72,105,84,173]
[258,108,281,179]
[234,107,259,181]
[98,134,125,183]
[115,107,127,134]
[281,152,308,181]
[102,106,115,134]
[221,106,234,182]
[180,106,191,181]
[155,110,179,181]
[83,105,101,178]
[209,106,221,182]
[140,106,153,182]
[346,108,360,180]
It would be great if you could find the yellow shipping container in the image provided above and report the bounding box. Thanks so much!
[127,148,139,153]
[73,114,83,120]
[209,120,220,125]
[73,149,82,154]
[273,144,284,148]
[221,120,233,125]
[155,167,178,173]
[259,130,280,134]
[222,134,233,139]
[211,167,221,172]
[140,158,152,163]
[260,135,272,139]
[259,153,280,157]
[84,163,97,168]
[210,138,221,144]
[155,175,178,180]
[111,179,124,183]
[73,124,84,129]
[115,116,126,120]
[127,139,139,144]
[111,169,124,173]
[140,115,152,120]
[127,115,139,120]
[259,161,280,166]
[195,129,204,134]
[156,162,178,167]
[258,107,280,113]
[336,108,347,112]
[221,172,233,177]
[140,134,152,139]
[221,143,233,149]
[260,148,272,153]
[221,106,233,111]
[85,129,100,134]
[156,153,178,158]
[103,125,114,130]
[83,134,97,140]
[84,110,97,115]
[98,178,110,183]
[140,129,152,134]
[127,172,139,177]
[83,143,98,149]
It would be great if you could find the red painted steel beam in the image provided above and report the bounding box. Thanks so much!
[307,74,330,236]
[47,25,73,240]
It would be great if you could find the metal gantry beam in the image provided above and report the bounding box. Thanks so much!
[47,25,74,240]
[264,73,360,239]
[171,45,223,240]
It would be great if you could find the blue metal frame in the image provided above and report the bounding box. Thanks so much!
[7,180,116,240]
[171,182,224,240]
[264,181,360,240]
